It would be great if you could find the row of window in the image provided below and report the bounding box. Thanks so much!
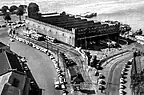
[27,21,75,41]
[76,24,117,33]
[28,27,74,41]
[76,28,118,37]
[76,26,117,34]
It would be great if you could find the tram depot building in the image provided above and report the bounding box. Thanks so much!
[26,13,120,49]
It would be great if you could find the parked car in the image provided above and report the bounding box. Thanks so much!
[10,38,15,42]
[1,24,6,27]
[11,22,17,25]
[54,81,61,90]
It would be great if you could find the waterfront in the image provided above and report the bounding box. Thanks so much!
[1,0,144,31]
[0,0,144,94]
[40,0,144,31]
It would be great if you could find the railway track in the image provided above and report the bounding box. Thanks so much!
[15,34,91,95]
[106,53,133,95]
[18,35,80,56]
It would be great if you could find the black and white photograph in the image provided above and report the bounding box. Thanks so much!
[0,0,144,95]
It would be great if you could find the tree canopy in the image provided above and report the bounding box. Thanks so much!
[16,6,24,21]
[4,12,11,22]
[28,3,39,13]
[1,6,9,14]
[9,5,18,12]
[19,5,25,9]
[28,3,40,18]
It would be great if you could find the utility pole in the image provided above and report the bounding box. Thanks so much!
[85,37,87,49]
[47,38,48,51]
[57,48,59,65]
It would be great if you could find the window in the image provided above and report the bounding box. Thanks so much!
[62,33,64,36]
[12,78,19,87]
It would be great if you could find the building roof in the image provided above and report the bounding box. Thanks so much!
[6,51,23,72]
[0,42,6,48]
[0,71,12,95]
[35,13,119,32]
[0,42,10,50]
[38,14,100,31]
[0,49,23,75]
[0,71,28,95]
[0,50,11,75]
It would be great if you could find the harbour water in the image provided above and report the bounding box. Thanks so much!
[0,0,144,30]
[39,0,144,31]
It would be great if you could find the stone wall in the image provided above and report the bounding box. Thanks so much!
[25,18,76,47]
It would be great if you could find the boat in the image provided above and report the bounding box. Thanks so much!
[80,12,97,18]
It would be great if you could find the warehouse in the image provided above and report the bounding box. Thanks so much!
[26,13,120,49]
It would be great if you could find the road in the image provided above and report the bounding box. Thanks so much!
[1,25,137,95]
[15,27,94,95]
[105,53,132,95]
[0,28,61,95]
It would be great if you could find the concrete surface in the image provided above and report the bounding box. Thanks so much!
[0,28,61,95]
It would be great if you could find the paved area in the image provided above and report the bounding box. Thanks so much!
[0,28,61,95]
[1,14,144,95]
[86,48,133,95]
[106,55,132,95]
[1,25,140,95]
[16,26,94,95]
[89,44,136,60]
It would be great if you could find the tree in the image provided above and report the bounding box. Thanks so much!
[28,3,40,18]
[1,6,9,14]
[60,11,66,15]
[4,12,11,23]
[16,6,24,21]
[19,5,25,10]
[9,5,18,13]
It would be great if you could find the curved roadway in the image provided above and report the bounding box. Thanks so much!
[0,28,61,95]
[103,52,133,95]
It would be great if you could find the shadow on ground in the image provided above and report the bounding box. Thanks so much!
[80,89,95,94]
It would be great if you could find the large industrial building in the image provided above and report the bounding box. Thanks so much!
[26,12,120,48]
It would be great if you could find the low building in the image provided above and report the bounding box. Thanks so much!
[0,71,30,95]
[0,42,42,95]
[0,48,23,75]
[26,13,120,49]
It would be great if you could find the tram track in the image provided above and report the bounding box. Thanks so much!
[18,34,80,56]
[15,34,90,95]
[16,34,133,95]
